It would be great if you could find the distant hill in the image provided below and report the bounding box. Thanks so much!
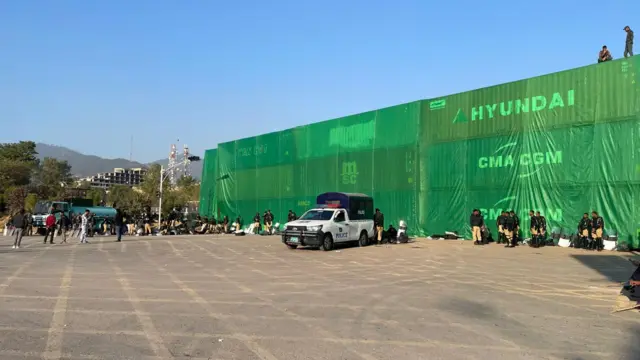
[35,143,202,179]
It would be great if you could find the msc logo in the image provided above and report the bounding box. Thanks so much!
[478,142,563,178]
[452,89,575,123]
[341,161,358,185]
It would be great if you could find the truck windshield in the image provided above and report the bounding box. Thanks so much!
[299,210,335,221]
[34,201,52,214]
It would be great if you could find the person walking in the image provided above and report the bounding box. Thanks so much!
[11,209,27,249]
[374,208,385,245]
[114,206,124,242]
[80,209,90,244]
[58,213,69,244]
[43,211,56,244]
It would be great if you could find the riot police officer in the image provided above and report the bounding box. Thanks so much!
[496,211,508,244]
[591,211,605,251]
[288,210,297,222]
[504,211,516,248]
[536,211,547,246]
[577,213,591,249]
[529,210,539,247]
[253,213,261,234]
[509,210,520,244]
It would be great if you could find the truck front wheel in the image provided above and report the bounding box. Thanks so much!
[286,244,298,250]
[358,231,369,247]
[321,233,334,251]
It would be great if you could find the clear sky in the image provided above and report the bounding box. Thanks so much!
[1,0,637,162]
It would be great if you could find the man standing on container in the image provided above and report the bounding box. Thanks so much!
[470,209,484,245]
[624,26,634,58]
[374,208,384,245]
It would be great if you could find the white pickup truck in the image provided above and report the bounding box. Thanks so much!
[281,192,375,251]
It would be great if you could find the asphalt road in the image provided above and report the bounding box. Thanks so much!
[1,233,639,360]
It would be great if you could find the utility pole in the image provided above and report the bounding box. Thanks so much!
[157,155,200,235]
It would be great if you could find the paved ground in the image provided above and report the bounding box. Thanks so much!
[1,234,639,360]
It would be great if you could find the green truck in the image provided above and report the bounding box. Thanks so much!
[31,199,117,234]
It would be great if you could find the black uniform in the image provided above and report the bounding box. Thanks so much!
[504,215,516,247]
[625,28,634,58]
[288,211,297,222]
[576,217,591,248]
[374,212,384,228]
[264,211,273,224]
[538,216,547,234]
[497,214,508,244]
[470,213,484,227]
[592,216,605,250]
[512,214,520,242]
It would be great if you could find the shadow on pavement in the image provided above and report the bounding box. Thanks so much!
[570,254,634,283]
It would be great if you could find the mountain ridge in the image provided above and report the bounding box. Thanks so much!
[35,143,203,179]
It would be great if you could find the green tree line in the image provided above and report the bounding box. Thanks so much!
[0,141,199,215]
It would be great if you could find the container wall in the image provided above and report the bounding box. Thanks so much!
[198,149,218,218]
[215,102,422,233]
[419,56,640,246]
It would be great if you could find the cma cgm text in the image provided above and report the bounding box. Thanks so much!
[479,151,563,169]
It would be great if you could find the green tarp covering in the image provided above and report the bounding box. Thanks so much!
[213,102,420,230]
[200,56,640,248]
[198,149,218,218]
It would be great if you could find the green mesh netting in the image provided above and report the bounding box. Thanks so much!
[200,56,640,248]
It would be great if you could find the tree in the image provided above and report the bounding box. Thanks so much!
[107,184,140,213]
[76,180,91,189]
[0,141,38,163]
[86,188,105,206]
[24,193,38,212]
[176,175,200,201]
[6,186,28,213]
[177,175,197,188]
[34,157,73,199]
[139,164,162,206]
[0,141,39,191]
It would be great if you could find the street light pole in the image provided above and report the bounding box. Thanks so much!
[158,164,164,229]
[156,156,200,236]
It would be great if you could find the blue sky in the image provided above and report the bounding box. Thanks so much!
[1,0,637,162]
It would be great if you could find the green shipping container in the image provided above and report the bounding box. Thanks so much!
[199,149,218,218]
[420,57,640,247]
[201,56,640,248]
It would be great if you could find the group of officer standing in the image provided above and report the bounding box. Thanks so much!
[576,211,606,251]
[470,209,605,249]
